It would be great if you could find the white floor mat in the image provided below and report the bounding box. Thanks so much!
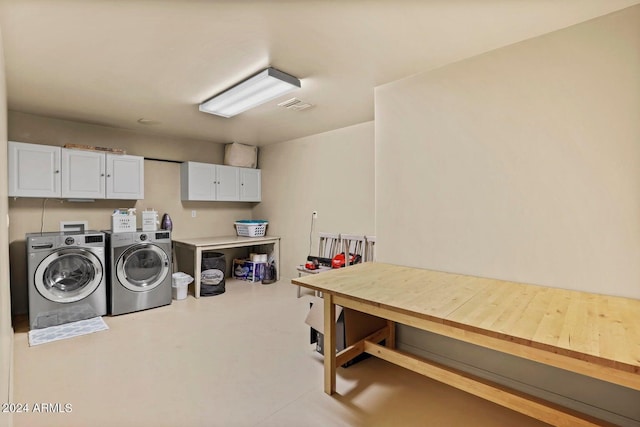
[28,317,109,347]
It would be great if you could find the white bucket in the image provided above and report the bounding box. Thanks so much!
[172,272,193,300]
[172,282,188,300]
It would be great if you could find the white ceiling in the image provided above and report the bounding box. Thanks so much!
[0,0,638,146]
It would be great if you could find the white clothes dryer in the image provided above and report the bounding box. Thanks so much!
[105,230,172,315]
[27,231,107,330]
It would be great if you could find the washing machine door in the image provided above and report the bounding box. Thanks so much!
[34,248,104,303]
[116,243,169,292]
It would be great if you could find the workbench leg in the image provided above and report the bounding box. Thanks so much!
[194,248,202,299]
[387,320,396,349]
[324,293,336,395]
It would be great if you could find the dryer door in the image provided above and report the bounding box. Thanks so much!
[116,243,169,292]
[35,248,104,303]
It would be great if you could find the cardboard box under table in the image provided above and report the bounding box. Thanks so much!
[305,298,388,367]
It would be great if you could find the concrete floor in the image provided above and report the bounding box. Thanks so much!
[12,279,547,427]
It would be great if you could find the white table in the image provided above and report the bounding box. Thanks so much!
[173,235,280,298]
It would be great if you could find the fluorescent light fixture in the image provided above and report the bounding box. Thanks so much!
[199,67,301,118]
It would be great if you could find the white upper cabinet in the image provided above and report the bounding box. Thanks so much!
[106,154,144,200]
[9,141,144,200]
[239,168,261,202]
[8,141,61,198]
[62,148,106,199]
[181,161,216,201]
[63,151,143,200]
[215,165,240,201]
[180,161,260,202]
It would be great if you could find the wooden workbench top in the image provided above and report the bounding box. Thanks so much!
[292,262,640,376]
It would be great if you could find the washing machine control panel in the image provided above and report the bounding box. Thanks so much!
[65,237,75,245]
[85,235,104,244]
[139,234,148,241]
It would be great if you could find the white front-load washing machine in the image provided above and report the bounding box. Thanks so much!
[26,231,107,330]
[105,230,172,315]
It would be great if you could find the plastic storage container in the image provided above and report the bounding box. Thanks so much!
[234,220,268,237]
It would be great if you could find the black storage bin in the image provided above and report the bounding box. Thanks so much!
[201,252,225,296]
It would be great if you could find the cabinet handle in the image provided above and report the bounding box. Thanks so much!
[54,170,60,174]
[107,174,111,178]
[100,173,105,177]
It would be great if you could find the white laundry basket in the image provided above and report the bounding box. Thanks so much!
[234,220,268,237]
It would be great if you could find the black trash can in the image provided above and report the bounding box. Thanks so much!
[201,252,225,296]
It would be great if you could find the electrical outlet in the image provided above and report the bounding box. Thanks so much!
[312,211,318,219]
[191,210,197,218]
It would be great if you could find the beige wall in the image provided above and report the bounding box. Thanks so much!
[8,112,253,314]
[7,116,375,310]
[0,25,14,427]
[375,6,640,423]
[253,121,375,279]
[376,5,640,299]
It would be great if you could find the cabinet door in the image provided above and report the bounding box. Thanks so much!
[106,154,144,200]
[180,161,215,201]
[215,165,240,201]
[61,148,106,199]
[8,141,61,198]
[239,168,261,202]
